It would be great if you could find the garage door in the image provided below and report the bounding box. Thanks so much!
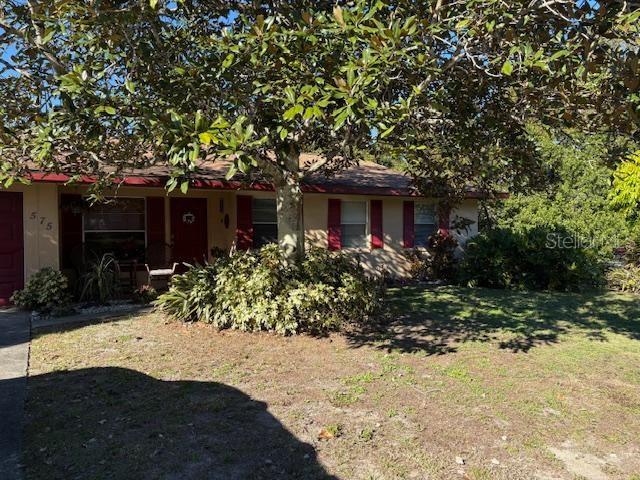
[0,192,24,306]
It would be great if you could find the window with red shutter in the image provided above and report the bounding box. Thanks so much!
[370,200,383,249]
[327,199,341,250]
[236,195,253,250]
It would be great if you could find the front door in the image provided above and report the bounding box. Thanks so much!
[0,192,24,306]
[170,198,208,264]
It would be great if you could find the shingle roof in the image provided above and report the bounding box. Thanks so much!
[28,154,491,198]
[29,154,422,196]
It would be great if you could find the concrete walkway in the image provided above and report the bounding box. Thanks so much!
[0,309,30,480]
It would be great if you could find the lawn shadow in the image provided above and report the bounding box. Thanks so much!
[22,367,335,480]
[346,286,640,355]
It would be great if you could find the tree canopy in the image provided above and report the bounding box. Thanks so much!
[1,0,639,258]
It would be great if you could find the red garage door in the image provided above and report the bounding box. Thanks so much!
[0,192,24,306]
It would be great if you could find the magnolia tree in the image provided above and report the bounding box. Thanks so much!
[0,0,639,261]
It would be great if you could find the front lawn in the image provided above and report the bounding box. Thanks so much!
[25,286,640,479]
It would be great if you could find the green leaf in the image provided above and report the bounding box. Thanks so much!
[41,28,55,45]
[380,125,395,138]
[199,132,214,145]
[150,0,158,9]
[501,59,514,76]
[125,79,136,93]
[279,127,288,141]
[225,164,238,180]
[95,105,116,115]
[283,104,304,121]
[180,180,189,194]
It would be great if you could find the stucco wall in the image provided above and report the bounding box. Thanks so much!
[5,183,60,281]
[251,192,480,278]
[6,183,480,282]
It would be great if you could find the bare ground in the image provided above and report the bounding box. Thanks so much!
[23,286,640,480]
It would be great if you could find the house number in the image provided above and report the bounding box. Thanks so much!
[30,211,54,231]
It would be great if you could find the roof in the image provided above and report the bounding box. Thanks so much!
[28,154,490,198]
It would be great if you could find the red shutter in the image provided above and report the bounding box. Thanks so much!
[327,199,341,251]
[403,200,415,248]
[60,194,84,268]
[438,205,450,236]
[236,195,253,250]
[370,200,383,249]
[146,197,166,245]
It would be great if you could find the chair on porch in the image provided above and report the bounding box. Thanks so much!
[144,243,178,288]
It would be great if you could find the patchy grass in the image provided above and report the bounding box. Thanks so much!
[24,286,640,479]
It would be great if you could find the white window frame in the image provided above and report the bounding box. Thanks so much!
[252,197,278,247]
[414,201,437,248]
[341,200,369,250]
[82,196,147,247]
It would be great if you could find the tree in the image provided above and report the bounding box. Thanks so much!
[490,125,636,257]
[611,151,640,218]
[1,0,639,262]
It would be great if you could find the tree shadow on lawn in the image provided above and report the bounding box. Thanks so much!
[22,367,336,480]
[346,286,640,355]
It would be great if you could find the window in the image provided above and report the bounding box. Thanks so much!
[414,202,437,247]
[252,198,277,248]
[341,201,367,248]
[83,197,146,261]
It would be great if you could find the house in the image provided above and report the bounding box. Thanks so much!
[0,155,483,305]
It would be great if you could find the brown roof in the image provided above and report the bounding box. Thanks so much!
[29,153,493,198]
[30,154,422,196]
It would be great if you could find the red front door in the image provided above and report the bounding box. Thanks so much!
[0,192,24,306]
[170,198,208,265]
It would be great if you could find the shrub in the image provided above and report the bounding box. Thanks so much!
[156,245,382,335]
[458,227,604,291]
[11,267,72,315]
[80,254,120,304]
[405,233,458,282]
[133,285,158,304]
[607,265,640,293]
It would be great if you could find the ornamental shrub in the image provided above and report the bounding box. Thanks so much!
[155,245,382,335]
[457,226,604,291]
[607,265,640,294]
[133,284,158,304]
[11,267,72,315]
[405,232,459,282]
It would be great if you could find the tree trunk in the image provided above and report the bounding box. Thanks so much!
[275,148,305,264]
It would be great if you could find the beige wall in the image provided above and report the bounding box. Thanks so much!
[241,191,480,278]
[6,183,480,282]
[5,183,60,281]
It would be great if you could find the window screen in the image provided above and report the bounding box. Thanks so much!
[83,197,146,261]
[414,203,437,247]
[341,201,367,248]
[253,198,278,248]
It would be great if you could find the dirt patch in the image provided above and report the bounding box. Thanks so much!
[23,287,640,479]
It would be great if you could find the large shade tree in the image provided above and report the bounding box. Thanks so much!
[1,0,639,261]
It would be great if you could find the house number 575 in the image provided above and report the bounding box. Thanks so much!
[30,212,53,231]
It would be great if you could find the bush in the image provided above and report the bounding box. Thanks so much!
[607,265,640,293]
[80,254,120,304]
[133,285,158,304]
[156,245,382,335]
[11,267,72,315]
[458,227,604,291]
[405,232,458,282]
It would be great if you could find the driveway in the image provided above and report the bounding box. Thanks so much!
[0,309,30,480]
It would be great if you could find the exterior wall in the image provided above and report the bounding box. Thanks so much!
[57,185,236,257]
[4,183,60,281]
[241,191,480,278]
[5,182,480,284]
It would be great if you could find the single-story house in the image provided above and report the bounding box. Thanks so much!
[0,155,482,305]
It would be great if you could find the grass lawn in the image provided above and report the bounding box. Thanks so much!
[24,286,640,480]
